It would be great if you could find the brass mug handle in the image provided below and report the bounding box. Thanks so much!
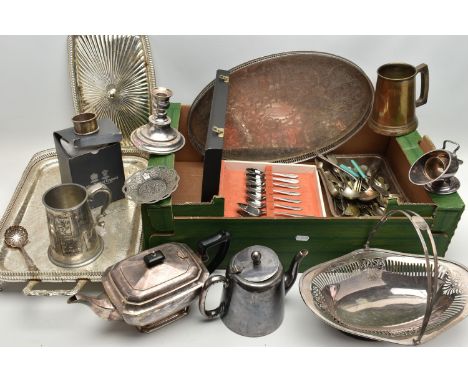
[415,63,429,107]
[87,183,112,227]
[199,274,228,319]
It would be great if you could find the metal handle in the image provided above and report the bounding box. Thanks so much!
[198,274,228,319]
[23,279,88,297]
[442,140,460,154]
[19,247,39,273]
[365,210,438,345]
[415,63,429,107]
[316,154,358,181]
[87,183,112,226]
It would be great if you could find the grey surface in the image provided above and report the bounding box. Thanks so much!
[0,35,467,346]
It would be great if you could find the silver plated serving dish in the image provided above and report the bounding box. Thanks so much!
[299,210,468,345]
[122,166,180,204]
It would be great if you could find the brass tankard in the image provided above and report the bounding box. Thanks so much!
[369,63,429,136]
[43,183,111,268]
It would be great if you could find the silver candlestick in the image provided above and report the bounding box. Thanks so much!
[130,87,185,154]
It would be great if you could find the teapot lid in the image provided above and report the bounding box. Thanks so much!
[104,243,207,304]
[230,245,280,282]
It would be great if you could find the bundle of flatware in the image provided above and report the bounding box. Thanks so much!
[237,168,306,217]
[316,154,398,217]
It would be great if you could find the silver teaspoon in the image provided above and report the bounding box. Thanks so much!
[237,203,264,217]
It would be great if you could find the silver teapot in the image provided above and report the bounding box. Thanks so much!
[199,245,308,337]
[68,231,230,333]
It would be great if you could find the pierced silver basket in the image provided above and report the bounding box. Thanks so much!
[299,210,468,345]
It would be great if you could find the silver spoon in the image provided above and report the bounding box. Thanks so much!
[368,174,389,197]
[247,199,266,209]
[246,173,265,180]
[246,185,266,193]
[247,191,266,201]
[358,185,379,202]
[246,179,265,187]
[320,169,340,198]
[246,168,265,175]
[237,203,264,217]
[4,225,39,272]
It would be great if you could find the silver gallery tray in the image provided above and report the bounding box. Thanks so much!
[0,148,148,296]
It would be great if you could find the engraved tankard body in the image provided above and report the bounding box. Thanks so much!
[43,183,111,268]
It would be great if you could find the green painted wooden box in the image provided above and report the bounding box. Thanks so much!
[141,104,464,271]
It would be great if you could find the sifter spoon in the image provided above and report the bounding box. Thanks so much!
[4,225,39,272]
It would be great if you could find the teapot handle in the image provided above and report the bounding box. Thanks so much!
[197,231,231,273]
[199,274,228,319]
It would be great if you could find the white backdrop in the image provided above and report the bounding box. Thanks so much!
[0,35,467,346]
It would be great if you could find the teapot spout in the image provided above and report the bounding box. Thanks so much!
[68,293,122,321]
[284,249,309,293]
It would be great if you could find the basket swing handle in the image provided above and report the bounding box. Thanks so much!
[365,209,439,345]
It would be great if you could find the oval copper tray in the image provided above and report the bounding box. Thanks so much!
[189,51,374,163]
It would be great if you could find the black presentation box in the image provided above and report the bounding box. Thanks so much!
[53,118,125,208]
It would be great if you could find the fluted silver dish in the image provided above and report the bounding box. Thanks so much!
[68,35,156,147]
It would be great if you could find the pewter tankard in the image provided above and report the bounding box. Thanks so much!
[43,183,111,268]
[369,63,429,136]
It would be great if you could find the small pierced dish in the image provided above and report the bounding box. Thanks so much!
[123,166,180,204]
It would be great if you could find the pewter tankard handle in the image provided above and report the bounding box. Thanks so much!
[87,183,112,227]
[199,274,228,319]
